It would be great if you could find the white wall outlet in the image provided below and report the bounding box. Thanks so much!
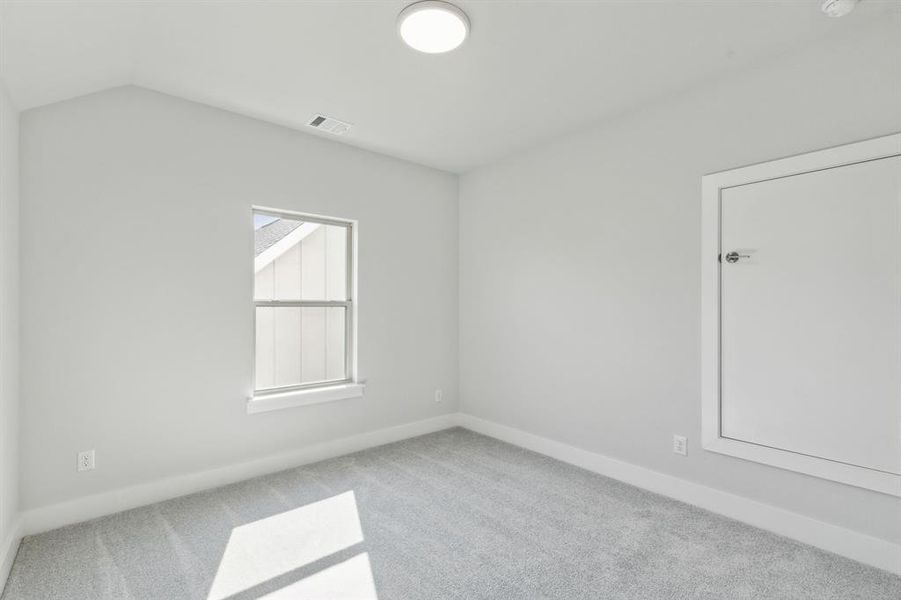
[673,435,687,456]
[434,389,443,403]
[77,449,95,472]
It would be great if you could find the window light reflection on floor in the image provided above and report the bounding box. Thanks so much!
[207,491,375,599]
[258,552,377,599]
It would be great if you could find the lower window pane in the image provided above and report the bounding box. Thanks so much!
[255,307,346,390]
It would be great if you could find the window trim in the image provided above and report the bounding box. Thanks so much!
[247,383,365,415]
[250,207,358,406]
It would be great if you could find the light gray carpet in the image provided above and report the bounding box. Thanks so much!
[3,428,899,599]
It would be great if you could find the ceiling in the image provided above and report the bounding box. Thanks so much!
[1,0,897,172]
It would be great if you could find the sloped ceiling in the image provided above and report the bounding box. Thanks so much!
[1,0,897,172]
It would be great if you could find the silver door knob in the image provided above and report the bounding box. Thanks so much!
[724,251,750,263]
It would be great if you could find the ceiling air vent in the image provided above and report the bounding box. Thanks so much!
[307,114,352,136]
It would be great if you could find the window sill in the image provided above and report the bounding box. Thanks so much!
[248,383,365,415]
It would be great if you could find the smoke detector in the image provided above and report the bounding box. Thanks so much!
[821,0,858,17]
[307,114,353,136]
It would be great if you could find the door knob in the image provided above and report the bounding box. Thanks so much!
[723,251,750,264]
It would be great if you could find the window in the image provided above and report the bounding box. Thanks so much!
[253,209,355,399]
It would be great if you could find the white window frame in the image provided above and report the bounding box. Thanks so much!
[701,133,901,496]
[248,207,363,413]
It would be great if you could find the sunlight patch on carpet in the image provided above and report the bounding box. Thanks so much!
[259,552,377,599]
[207,491,365,599]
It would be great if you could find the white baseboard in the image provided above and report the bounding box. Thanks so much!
[22,413,457,537]
[0,518,22,596]
[455,413,901,576]
[16,411,901,577]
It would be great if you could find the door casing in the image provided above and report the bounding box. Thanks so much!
[700,132,901,497]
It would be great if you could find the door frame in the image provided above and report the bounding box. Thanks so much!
[701,132,901,497]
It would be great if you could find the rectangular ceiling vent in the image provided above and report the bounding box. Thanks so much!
[307,114,352,136]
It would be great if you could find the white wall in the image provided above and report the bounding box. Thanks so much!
[20,86,458,511]
[459,22,901,543]
[0,83,21,576]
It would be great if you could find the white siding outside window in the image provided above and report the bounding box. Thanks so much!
[252,210,355,399]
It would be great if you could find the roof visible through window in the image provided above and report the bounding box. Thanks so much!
[254,217,303,257]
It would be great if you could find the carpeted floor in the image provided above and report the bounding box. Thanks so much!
[2,428,899,599]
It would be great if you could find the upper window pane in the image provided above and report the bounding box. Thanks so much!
[254,215,348,301]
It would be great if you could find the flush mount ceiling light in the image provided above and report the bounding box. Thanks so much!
[398,1,470,54]
[821,0,859,17]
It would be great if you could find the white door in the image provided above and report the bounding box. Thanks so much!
[720,155,901,476]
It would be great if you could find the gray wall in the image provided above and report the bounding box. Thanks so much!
[20,86,458,510]
[459,22,901,542]
[0,84,20,553]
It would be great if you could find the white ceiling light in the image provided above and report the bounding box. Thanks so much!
[821,0,859,17]
[398,1,470,54]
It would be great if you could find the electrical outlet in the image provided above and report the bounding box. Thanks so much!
[77,450,95,472]
[673,435,687,456]
[434,389,443,403]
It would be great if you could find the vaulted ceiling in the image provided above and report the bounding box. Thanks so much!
[1,0,897,172]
